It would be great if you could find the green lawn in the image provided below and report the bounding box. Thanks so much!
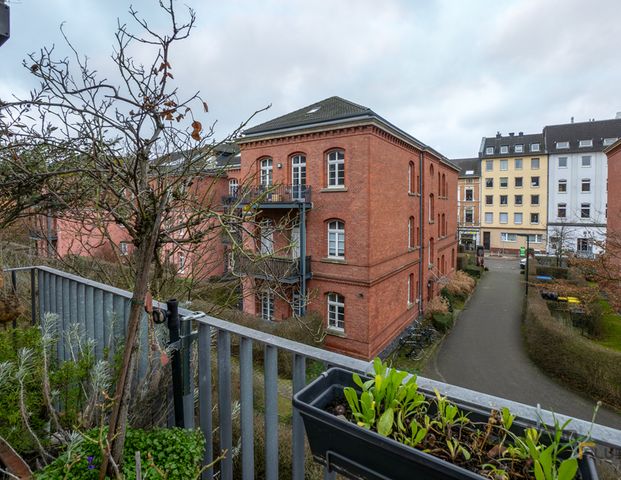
[596,299,621,352]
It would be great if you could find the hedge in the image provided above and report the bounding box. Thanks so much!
[462,265,482,278]
[535,265,569,279]
[523,287,621,409]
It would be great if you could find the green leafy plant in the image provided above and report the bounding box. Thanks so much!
[338,358,594,480]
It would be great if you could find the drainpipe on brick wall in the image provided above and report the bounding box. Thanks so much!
[418,151,424,317]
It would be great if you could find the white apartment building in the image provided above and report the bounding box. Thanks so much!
[544,118,621,257]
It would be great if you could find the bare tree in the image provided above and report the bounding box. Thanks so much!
[0,2,269,475]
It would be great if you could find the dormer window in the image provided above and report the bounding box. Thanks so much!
[485,146,494,155]
[603,137,618,146]
[531,143,540,152]
[556,141,569,149]
[500,145,509,154]
[515,144,523,153]
[579,139,593,148]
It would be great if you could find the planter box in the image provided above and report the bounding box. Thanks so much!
[293,368,598,480]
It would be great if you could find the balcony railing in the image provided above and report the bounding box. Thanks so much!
[3,265,621,479]
[223,184,312,206]
[232,253,311,283]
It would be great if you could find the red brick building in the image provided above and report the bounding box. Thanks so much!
[605,139,621,266]
[233,97,459,359]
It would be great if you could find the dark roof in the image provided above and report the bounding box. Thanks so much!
[451,157,480,177]
[544,118,621,155]
[242,96,459,171]
[244,96,373,135]
[479,132,544,158]
[158,143,240,172]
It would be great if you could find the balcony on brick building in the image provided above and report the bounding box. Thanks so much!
[223,184,312,209]
[232,252,311,283]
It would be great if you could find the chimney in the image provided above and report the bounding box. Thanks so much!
[518,132,523,136]
[616,112,621,119]
[496,131,501,138]
[571,117,574,123]
[509,132,515,136]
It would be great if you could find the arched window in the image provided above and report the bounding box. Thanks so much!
[260,290,274,321]
[260,158,273,186]
[430,163,434,178]
[441,213,446,236]
[441,254,445,274]
[327,293,345,330]
[327,150,345,187]
[429,194,435,222]
[327,220,345,258]
[408,273,415,305]
[438,172,441,194]
[408,161,415,194]
[228,178,239,196]
[442,173,446,197]
[429,237,435,264]
[291,154,306,200]
[408,216,415,248]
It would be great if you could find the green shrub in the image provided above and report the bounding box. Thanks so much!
[535,265,568,279]
[432,312,454,333]
[462,265,482,279]
[36,428,205,480]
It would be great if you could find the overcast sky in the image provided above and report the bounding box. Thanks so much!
[2,0,620,158]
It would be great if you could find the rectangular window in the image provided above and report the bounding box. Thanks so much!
[465,208,474,223]
[327,293,345,331]
[465,188,473,201]
[327,150,345,187]
[485,178,493,188]
[500,195,508,205]
[485,195,493,205]
[557,141,569,149]
[515,144,524,153]
[500,159,508,171]
[484,212,493,224]
[581,156,591,167]
[514,212,523,224]
[577,238,591,253]
[500,145,509,154]
[500,177,508,188]
[515,194,523,205]
[328,221,345,258]
[119,242,129,256]
[499,212,508,224]
[261,291,274,321]
[579,139,593,148]
[581,178,591,192]
[515,177,523,188]
[531,143,540,152]
[581,203,590,218]
[531,158,540,169]
[604,137,618,146]
[558,203,567,218]
[558,157,567,168]
[531,176,540,187]
[528,234,542,243]
[485,146,494,155]
[531,194,539,205]
[558,179,567,192]
[486,160,493,172]
[530,213,539,224]
[501,232,517,242]
[515,158,523,169]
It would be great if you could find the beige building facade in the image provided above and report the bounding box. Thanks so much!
[479,132,548,254]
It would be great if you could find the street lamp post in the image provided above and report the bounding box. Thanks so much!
[517,234,530,295]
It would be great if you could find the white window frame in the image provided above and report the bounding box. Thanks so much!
[485,146,494,155]
[499,212,508,224]
[514,212,523,225]
[515,144,524,153]
[581,203,590,218]
[260,158,273,187]
[500,159,508,171]
[604,137,618,146]
[530,213,540,224]
[179,252,186,273]
[531,143,540,152]
[327,293,345,331]
[515,158,523,170]
[228,178,239,196]
[486,160,493,172]
[500,177,508,188]
[119,241,129,256]
[500,146,508,154]
[581,178,591,192]
[531,158,540,169]
[465,207,474,224]
[558,157,568,168]
[327,150,345,188]
[327,220,345,259]
[581,156,591,167]
[261,290,274,321]
[558,203,567,219]
[484,212,493,224]
[465,187,474,201]
[579,139,593,148]
[558,179,567,193]
[557,141,569,149]
[528,234,542,244]
[501,232,517,242]
[531,176,540,187]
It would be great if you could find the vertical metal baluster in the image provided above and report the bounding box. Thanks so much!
[55,275,64,361]
[264,345,278,480]
[70,281,78,332]
[292,354,306,480]
[198,323,213,480]
[181,317,194,428]
[217,330,232,480]
[10,270,17,329]
[62,278,70,361]
[37,270,44,324]
[323,466,336,479]
[94,289,103,359]
[112,296,124,357]
[240,336,254,480]
[30,268,36,325]
[85,286,95,342]
[103,292,113,356]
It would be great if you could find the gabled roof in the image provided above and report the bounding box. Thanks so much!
[241,96,459,171]
[544,118,621,155]
[479,132,543,158]
[244,96,373,135]
[451,157,480,178]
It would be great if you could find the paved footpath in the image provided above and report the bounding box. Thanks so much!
[424,257,621,430]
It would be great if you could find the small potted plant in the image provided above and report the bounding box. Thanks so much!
[293,359,598,480]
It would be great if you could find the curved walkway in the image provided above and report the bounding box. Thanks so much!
[424,257,621,430]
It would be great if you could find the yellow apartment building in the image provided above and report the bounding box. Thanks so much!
[479,132,548,254]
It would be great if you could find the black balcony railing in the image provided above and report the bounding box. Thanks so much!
[222,184,312,206]
[232,253,311,282]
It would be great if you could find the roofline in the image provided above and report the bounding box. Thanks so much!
[604,137,621,154]
[240,115,460,172]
